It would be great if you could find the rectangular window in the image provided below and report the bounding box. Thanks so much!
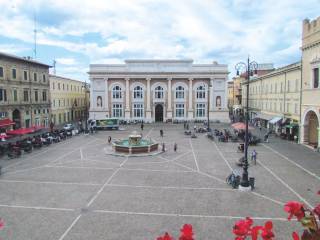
[0,89,7,102]
[42,91,47,101]
[13,89,18,102]
[112,104,123,118]
[52,82,55,90]
[196,103,206,117]
[24,71,28,80]
[43,74,46,82]
[12,69,16,79]
[286,103,290,113]
[34,72,37,81]
[287,80,290,92]
[34,90,38,102]
[0,67,3,78]
[23,90,29,101]
[58,83,60,90]
[133,103,144,118]
[175,103,184,118]
[280,102,282,112]
[313,68,319,88]
[294,103,298,114]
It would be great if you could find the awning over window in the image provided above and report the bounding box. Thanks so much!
[269,116,282,124]
[0,118,15,128]
[254,113,274,121]
[6,126,45,135]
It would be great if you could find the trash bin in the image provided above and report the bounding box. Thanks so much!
[249,177,255,189]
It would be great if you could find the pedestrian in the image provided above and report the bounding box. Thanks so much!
[174,142,177,152]
[108,136,112,144]
[141,122,144,131]
[162,143,165,152]
[264,133,269,143]
[184,122,186,129]
[160,129,163,138]
[186,123,189,130]
[251,149,257,165]
[50,121,54,133]
[194,125,197,132]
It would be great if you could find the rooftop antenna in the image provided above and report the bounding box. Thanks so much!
[53,59,56,75]
[33,9,37,59]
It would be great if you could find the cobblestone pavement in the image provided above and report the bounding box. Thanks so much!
[0,123,318,239]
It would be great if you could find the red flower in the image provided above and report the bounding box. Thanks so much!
[157,232,174,240]
[284,201,305,220]
[179,224,194,240]
[313,204,320,217]
[292,232,300,240]
[0,218,3,230]
[260,221,275,240]
[233,217,253,237]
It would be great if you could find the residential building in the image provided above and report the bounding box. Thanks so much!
[0,52,50,129]
[300,16,320,148]
[49,75,89,125]
[227,81,234,108]
[242,62,301,138]
[88,59,229,122]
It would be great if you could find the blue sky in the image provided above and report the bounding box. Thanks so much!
[0,0,319,81]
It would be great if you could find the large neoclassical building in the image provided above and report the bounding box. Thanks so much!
[88,59,229,123]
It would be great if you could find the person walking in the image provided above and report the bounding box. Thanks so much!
[174,142,177,152]
[162,143,165,152]
[141,122,144,131]
[160,129,163,138]
[108,136,112,144]
[251,149,257,165]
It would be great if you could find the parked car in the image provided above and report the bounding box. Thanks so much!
[63,123,75,131]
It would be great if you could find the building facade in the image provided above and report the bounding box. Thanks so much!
[300,17,320,148]
[0,52,50,129]
[242,62,301,138]
[88,59,229,122]
[49,75,89,125]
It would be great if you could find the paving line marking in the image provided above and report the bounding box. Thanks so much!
[93,209,290,221]
[121,168,193,173]
[119,156,129,167]
[262,143,320,181]
[250,192,285,206]
[189,139,200,172]
[171,160,225,184]
[45,165,115,171]
[58,214,82,240]
[0,204,75,212]
[257,159,313,209]
[212,140,233,171]
[0,179,101,186]
[145,127,154,138]
[107,183,236,191]
[80,148,83,160]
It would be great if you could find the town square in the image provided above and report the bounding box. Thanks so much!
[0,0,320,239]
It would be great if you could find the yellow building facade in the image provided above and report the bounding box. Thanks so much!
[300,17,320,148]
[49,75,88,126]
[242,62,301,139]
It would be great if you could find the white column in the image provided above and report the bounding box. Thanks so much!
[167,78,172,119]
[146,77,152,122]
[125,78,130,120]
[89,77,94,119]
[210,78,214,111]
[104,78,109,111]
[188,78,193,120]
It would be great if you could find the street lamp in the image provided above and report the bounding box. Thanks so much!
[82,82,89,131]
[207,81,212,131]
[235,57,258,191]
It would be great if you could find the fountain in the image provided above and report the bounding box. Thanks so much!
[112,131,159,154]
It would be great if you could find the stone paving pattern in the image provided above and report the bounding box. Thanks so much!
[0,123,319,239]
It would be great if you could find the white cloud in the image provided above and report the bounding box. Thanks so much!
[0,0,319,79]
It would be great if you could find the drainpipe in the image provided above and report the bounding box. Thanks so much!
[299,60,303,144]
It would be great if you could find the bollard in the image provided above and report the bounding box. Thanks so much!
[249,177,255,190]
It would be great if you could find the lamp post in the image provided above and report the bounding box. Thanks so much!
[235,57,258,191]
[207,81,212,131]
[82,82,89,131]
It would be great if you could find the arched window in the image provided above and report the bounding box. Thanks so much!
[216,96,221,107]
[134,86,143,99]
[155,86,164,99]
[97,96,102,107]
[176,86,184,99]
[196,86,206,99]
[112,86,122,99]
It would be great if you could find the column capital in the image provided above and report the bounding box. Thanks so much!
[104,77,109,81]
[188,77,193,81]
[125,77,130,81]
[167,77,172,81]
[146,77,151,81]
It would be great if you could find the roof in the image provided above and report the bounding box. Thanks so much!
[0,52,51,67]
[49,74,87,84]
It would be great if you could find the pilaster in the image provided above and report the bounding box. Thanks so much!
[125,78,130,119]
[167,78,172,119]
[146,77,152,122]
[104,78,109,111]
[188,78,193,119]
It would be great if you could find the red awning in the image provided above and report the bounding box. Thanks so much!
[0,118,15,128]
[231,122,254,130]
[7,128,35,135]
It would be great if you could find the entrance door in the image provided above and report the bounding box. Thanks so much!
[155,104,163,122]
[12,109,20,129]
